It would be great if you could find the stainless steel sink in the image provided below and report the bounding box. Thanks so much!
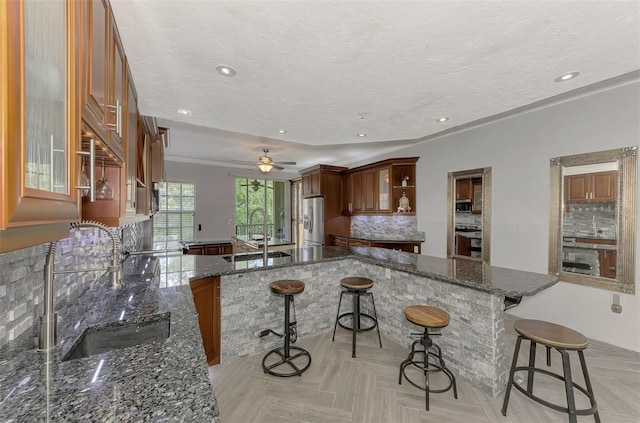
[223,251,291,262]
[62,313,170,361]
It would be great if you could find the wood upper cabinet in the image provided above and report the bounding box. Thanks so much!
[351,172,364,213]
[565,171,617,203]
[302,170,321,196]
[80,0,150,226]
[455,178,473,201]
[190,276,221,365]
[81,0,124,162]
[0,0,82,252]
[340,174,352,215]
[341,158,418,216]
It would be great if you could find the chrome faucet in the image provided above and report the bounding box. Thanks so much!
[248,207,268,263]
[39,220,123,351]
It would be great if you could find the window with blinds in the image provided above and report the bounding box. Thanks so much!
[153,182,196,242]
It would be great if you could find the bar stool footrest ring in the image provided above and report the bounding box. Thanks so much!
[337,312,378,333]
[262,346,312,377]
[512,366,598,416]
[400,352,457,395]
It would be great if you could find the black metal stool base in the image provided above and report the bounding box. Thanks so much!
[502,335,600,423]
[263,292,312,377]
[332,289,382,358]
[398,329,458,410]
[262,346,312,377]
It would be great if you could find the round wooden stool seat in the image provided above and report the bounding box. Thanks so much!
[270,280,305,295]
[404,305,450,328]
[340,277,374,290]
[514,319,588,350]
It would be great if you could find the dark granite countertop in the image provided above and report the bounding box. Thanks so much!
[159,246,556,297]
[185,238,232,246]
[330,234,425,243]
[0,256,219,422]
[563,242,617,251]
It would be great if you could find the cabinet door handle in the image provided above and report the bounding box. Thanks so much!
[75,137,96,202]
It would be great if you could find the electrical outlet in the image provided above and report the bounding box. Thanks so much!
[413,245,419,253]
[385,268,391,279]
[611,293,622,314]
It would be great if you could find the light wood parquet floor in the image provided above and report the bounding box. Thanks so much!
[209,314,640,423]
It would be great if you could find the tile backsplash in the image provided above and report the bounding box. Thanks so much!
[350,215,425,241]
[0,221,146,347]
[563,202,617,239]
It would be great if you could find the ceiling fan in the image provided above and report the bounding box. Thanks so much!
[240,179,273,192]
[234,149,296,173]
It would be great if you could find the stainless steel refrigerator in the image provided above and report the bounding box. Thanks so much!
[302,196,324,247]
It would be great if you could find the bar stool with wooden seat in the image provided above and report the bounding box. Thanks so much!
[262,280,312,377]
[501,319,600,423]
[332,276,382,358]
[398,305,458,411]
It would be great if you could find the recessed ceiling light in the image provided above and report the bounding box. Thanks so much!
[436,117,450,122]
[554,72,579,82]
[177,108,192,116]
[357,133,367,137]
[277,129,287,134]
[216,65,237,77]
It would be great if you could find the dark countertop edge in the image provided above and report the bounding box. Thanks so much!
[330,234,425,243]
[187,248,558,297]
[563,242,617,251]
[185,239,232,246]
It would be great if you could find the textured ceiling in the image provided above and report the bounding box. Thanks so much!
[109,1,640,175]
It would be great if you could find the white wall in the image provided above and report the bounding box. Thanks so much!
[364,80,640,352]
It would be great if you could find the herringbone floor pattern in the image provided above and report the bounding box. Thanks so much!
[209,314,640,422]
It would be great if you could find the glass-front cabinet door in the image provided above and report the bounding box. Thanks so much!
[1,0,80,252]
[377,167,390,212]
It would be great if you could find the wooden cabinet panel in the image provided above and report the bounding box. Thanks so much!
[302,170,321,196]
[188,245,204,255]
[591,171,616,202]
[456,178,473,201]
[565,171,617,203]
[341,174,352,215]
[565,174,589,202]
[363,170,376,212]
[352,172,364,213]
[341,158,418,216]
[348,238,372,247]
[456,235,472,256]
[1,0,81,252]
[190,277,221,365]
[330,235,349,246]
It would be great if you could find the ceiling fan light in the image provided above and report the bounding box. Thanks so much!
[258,163,273,173]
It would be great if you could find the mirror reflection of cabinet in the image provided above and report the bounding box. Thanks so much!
[447,168,492,263]
[549,147,636,294]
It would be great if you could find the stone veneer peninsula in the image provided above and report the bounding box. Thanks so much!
[185,246,557,397]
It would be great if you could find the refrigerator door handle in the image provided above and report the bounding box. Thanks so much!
[308,206,313,233]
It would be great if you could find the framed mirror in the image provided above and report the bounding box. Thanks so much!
[447,167,492,263]
[549,147,637,294]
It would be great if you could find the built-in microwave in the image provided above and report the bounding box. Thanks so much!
[455,201,472,212]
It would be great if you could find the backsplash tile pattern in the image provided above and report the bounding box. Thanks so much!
[350,215,425,240]
[0,222,145,347]
[563,202,617,239]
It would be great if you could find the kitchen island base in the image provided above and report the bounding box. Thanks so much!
[219,259,508,397]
